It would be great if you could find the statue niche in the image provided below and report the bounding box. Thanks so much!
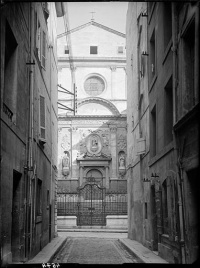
[62,150,70,178]
[118,151,126,178]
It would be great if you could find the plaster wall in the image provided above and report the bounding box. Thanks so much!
[57,24,126,58]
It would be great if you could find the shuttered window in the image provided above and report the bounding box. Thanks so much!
[37,22,41,60]
[41,30,46,68]
[39,95,46,140]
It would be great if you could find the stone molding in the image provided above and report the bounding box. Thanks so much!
[77,97,120,116]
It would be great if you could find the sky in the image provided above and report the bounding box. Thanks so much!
[57,2,128,35]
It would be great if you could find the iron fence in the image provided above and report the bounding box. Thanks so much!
[57,191,127,216]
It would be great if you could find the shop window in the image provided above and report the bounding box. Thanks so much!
[90,46,98,54]
[150,105,157,157]
[164,76,173,145]
[163,2,172,51]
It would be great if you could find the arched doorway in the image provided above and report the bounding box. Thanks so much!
[86,169,103,186]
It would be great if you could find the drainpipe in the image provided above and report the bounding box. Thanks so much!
[49,3,53,240]
[25,2,34,259]
[172,3,186,264]
[137,12,142,139]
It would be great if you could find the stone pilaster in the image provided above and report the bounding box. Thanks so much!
[105,166,109,189]
[110,126,117,179]
[71,127,78,178]
[110,66,117,98]
[80,166,83,186]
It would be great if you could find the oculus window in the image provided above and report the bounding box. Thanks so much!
[84,76,105,96]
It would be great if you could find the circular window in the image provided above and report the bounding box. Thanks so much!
[84,76,105,96]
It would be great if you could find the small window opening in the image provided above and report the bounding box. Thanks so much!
[90,46,98,54]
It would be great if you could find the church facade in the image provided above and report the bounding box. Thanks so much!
[56,20,127,228]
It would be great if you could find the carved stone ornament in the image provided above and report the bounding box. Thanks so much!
[61,133,70,151]
[86,134,102,156]
[62,150,70,177]
[118,151,126,178]
[117,134,126,151]
[78,129,110,157]
[110,126,117,133]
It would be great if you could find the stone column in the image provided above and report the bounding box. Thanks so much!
[110,66,116,98]
[110,126,117,179]
[80,166,83,186]
[105,166,109,189]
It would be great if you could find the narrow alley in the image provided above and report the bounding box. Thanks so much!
[1,1,199,266]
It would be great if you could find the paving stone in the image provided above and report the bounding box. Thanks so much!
[52,237,138,264]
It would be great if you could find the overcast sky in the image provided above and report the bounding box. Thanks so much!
[57,2,128,35]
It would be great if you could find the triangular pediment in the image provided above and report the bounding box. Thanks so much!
[58,21,126,39]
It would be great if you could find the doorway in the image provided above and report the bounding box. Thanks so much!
[77,182,106,226]
[11,170,22,262]
[86,169,103,186]
[185,168,200,263]
[151,185,158,251]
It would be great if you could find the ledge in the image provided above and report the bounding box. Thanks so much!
[149,141,174,167]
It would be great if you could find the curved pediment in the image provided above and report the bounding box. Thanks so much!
[77,97,120,116]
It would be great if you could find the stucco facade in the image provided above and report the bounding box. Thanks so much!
[126,1,199,264]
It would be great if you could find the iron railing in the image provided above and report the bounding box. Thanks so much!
[57,191,127,216]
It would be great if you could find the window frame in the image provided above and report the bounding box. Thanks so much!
[39,94,46,142]
[90,46,98,55]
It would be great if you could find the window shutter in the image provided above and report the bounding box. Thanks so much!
[41,31,46,68]
[39,95,46,141]
[37,22,41,60]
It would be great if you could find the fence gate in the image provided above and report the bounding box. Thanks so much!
[77,181,106,226]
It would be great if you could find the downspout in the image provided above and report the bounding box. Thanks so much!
[25,2,34,259]
[137,12,142,139]
[49,3,53,240]
[171,3,186,264]
[29,2,35,256]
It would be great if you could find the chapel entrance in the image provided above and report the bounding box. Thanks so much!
[77,179,106,226]
[86,169,103,186]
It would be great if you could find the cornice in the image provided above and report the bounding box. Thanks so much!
[57,57,126,63]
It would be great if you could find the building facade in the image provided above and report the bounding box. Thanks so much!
[126,1,199,264]
[56,19,127,228]
[0,2,63,264]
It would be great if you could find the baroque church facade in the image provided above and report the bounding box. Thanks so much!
[57,20,127,191]
[56,19,127,227]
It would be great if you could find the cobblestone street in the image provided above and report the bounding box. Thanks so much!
[52,237,139,264]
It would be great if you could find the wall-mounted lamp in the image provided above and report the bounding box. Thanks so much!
[141,11,148,17]
[142,51,149,56]
[151,173,160,182]
[143,177,151,182]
